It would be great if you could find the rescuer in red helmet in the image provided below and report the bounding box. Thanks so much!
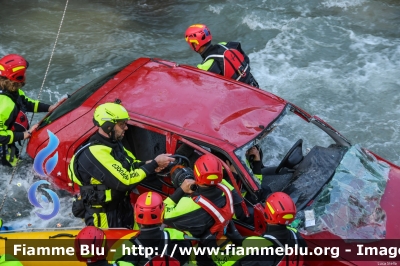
[75,226,133,266]
[163,154,235,240]
[164,154,282,265]
[163,154,244,265]
[75,226,109,264]
[114,192,193,266]
[184,24,259,88]
[262,192,308,266]
[0,53,59,167]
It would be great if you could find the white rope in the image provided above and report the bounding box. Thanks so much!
[37,0,70,101]
[0,0,70,215]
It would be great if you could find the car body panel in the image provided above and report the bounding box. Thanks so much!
[27,57,286,192]
[26,57,400,265]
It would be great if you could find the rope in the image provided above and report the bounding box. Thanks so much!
[0,0,70,215]
[36,0,70,103]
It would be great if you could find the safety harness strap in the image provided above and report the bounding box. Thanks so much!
[192,183,234,237]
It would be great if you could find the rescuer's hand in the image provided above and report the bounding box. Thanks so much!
[225,160,237,174]
[246,146,260,161]
[24,124,38,140]
[48,98,66,112]
[181,179,196,194]
[154,153,175,168]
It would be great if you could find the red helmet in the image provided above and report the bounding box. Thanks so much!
[185,24,212,52]
[0,54,29,82]
[144,255,180,266]
[75,226,107,263]
[264,192,296,225]
[193,154,223,185]
[135,192,165,225]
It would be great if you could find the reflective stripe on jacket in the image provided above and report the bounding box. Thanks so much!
[164,180,236,238]
[192,183,234,238]
[67,132,157,228]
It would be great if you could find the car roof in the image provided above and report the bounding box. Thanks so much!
[98,57,288,148]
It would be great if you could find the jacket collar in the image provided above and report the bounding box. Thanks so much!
[89,131,118,148]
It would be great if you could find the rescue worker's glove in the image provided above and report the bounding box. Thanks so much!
[225,220,244,246]
[71,195,85,218]
[199,230,218,248]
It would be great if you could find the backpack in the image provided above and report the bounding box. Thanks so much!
[204,44,249,82]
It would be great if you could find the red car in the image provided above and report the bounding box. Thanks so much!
[27,57,400,265]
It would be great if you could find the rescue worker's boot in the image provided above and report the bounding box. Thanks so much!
[1,144,18,167]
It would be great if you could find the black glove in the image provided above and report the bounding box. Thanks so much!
[199,230,218,248]
[225,221,244,246]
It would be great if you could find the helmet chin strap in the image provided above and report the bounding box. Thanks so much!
[101,121,118,142]
[108,128,117,142]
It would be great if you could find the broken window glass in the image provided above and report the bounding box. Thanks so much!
[298,144,389,240]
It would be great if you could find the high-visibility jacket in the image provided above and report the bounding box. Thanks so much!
[115,227,194,266]
[0,254,23,266]
[68,132,159,228]
[0,89,49,145]
[212,236,277,266]
[164,179,236,238]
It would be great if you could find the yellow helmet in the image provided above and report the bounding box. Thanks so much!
[93,102,129,133]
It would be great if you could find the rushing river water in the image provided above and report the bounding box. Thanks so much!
[0,0,399,229]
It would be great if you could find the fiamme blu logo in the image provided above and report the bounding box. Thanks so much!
[30,130,60,220]
[33,130,59,176]
[28,180,60,220]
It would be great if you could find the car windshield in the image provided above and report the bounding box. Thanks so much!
[235,105,340,193]
[39,64,126,127]
[301,144,389,239]
[234,105,389,239]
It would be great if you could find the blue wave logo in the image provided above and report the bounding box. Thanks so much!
[28,180,60,220]
[33,130,59,176]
